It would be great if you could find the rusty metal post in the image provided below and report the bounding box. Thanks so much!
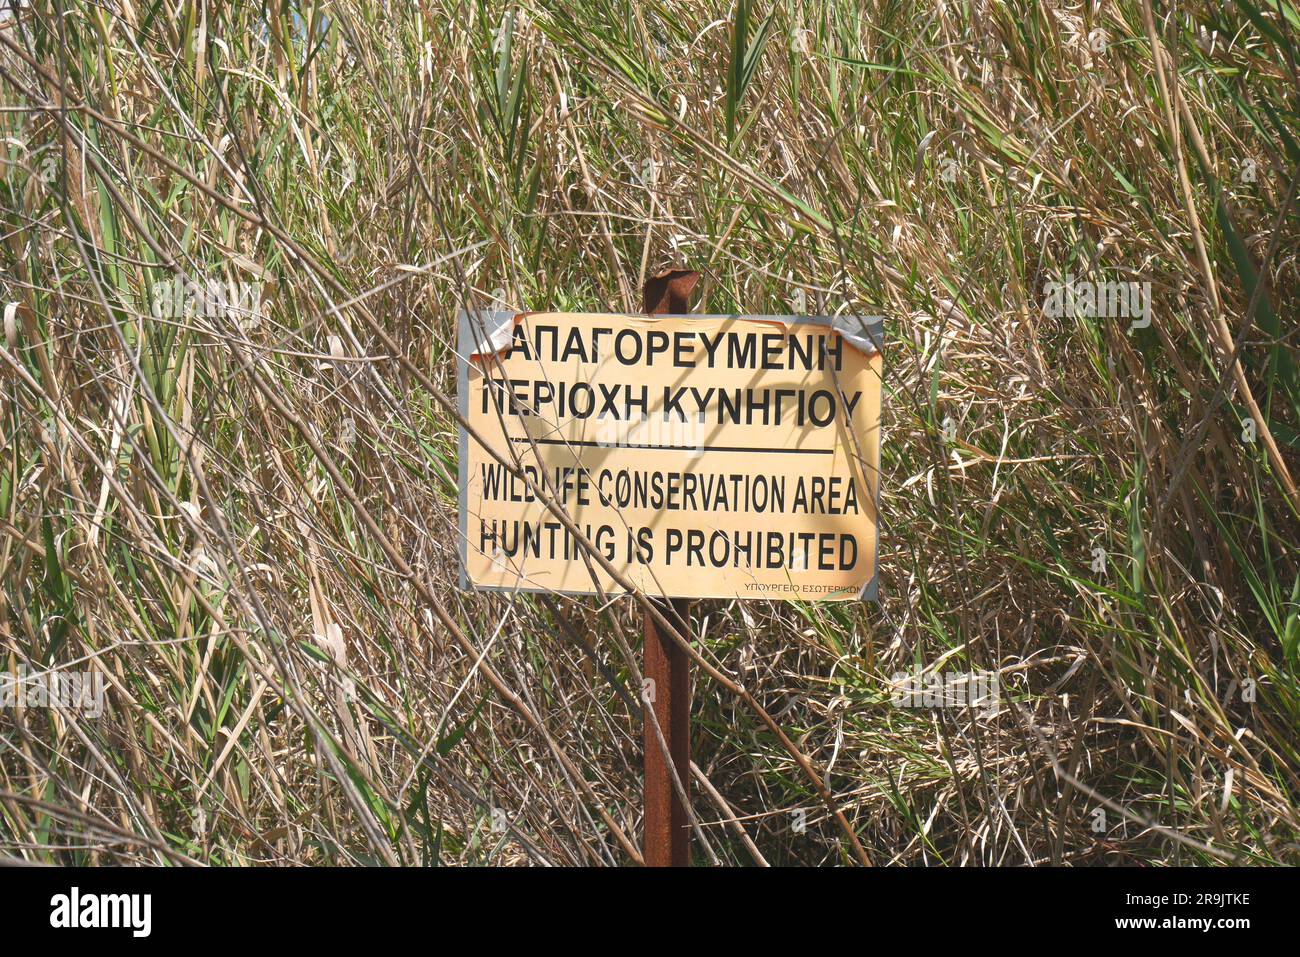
[640,269,699,867]
[643,598,691,866]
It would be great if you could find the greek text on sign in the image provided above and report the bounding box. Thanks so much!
[457,311,882,601]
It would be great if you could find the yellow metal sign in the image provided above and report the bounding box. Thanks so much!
[458,311,882,601]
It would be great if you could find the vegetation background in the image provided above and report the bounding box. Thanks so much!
[1,0,1298,865]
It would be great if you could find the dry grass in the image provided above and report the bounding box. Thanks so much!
[0,0,1297,865]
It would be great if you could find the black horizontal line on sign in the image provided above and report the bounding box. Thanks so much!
[506,437,833,455]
